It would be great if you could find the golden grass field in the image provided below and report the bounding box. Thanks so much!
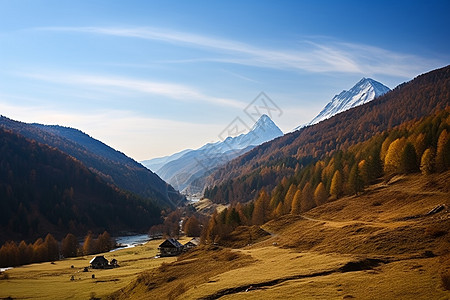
[1,172,449,299]
[0,237,190,299]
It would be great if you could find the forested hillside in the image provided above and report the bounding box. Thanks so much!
[203,107,450,242]
[0,128,161,243]
[0,118,182,207]
[205,65,450,204]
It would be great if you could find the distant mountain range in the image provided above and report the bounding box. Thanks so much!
[293,78,390,131]
[141,114,283,193]
[0,117,182,208]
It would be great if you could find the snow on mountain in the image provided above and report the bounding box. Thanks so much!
[293,78,390,131]
[198,114,283,154]
[142,114,283,193]
[141,148,192,172]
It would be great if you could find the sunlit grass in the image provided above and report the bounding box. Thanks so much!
[0,237,190,299]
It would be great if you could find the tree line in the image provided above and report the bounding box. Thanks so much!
[0,231,115,268]
[201,108,450,244]
[0,127,162,242]
[205,65,450,204]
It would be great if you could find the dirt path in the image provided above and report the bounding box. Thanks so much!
[299,214,413,229]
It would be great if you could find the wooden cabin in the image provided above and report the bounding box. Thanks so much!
[158,238,183,256]
[89,255,109,269]
[184,237,200,250]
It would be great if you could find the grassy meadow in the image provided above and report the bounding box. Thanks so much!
[0,237,190,299]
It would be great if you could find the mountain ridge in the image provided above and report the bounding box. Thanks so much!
[294,77,390,131]
[205,65,450,203]
[143,114,283,193]
[0,116,182,207]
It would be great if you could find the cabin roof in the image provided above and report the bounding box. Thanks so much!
[89,255,109,264]
[159,238,183,249]
[184,237,200,246]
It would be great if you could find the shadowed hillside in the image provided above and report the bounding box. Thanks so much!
[0,128,161,243]
[0,117,183,207]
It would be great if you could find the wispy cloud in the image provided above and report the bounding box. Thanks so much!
[37,26,443,78]
[20,71,245,108]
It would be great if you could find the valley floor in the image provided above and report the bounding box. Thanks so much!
[1,173,449,299]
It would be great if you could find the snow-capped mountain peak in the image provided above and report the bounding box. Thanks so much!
[293,78,390,131]
[251,114,282,134]
[141,114,283,193]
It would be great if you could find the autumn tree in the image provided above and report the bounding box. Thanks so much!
[61,233,79,258]
[83,232,96,255]
[226,208,241,228]
[44,233,59,261]
[314,182,328,206]
[18,240,32,265]
[300,182,315,212]
[291,190,302,214]
[252,189,269,225]
[205,211,222,243]
[32,238,46,263]
[436,129,450,172]
[184,216,202,237]
[330,170,343,199]
[384,138,407,174]
[420,148,435,175]
[0,241,19,267]
[283,184,297,213]
[97,231,114,253]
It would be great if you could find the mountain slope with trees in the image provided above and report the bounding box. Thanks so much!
[0,128,161,243]
[205,65,450,204]
[0,118,182,207]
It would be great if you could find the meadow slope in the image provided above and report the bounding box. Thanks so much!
[112,171,450,300]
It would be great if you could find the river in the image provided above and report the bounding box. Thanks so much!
[110,233,152,252]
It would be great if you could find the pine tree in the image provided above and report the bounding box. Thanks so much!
[18,240,32,265]
[61,233,79,258]
[367,145,383,181]
[290,190,302,214]
[44,234,59,261]
[358,160,369,185]
[436,129,450,172]
[348,164,364,195]
[275,202,284,218]
[284,184,297,213]
[83,232,96,255]
[225,208,241,227]
[314,182,328,206]
[384,138,407,174]
[420,148,435,175]
[400,142,419,173]
[252,189,269,224]
[97,231,114,253]
[205,211,219,243]
[330,170,343,199]
[184,216,202,237]
[301,182,315,212]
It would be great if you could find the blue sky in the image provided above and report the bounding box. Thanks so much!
[0,0,448,160]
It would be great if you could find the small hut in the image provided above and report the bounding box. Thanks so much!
[89,255,109,269]
[184,237,200,250]
[158,238,183,256]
